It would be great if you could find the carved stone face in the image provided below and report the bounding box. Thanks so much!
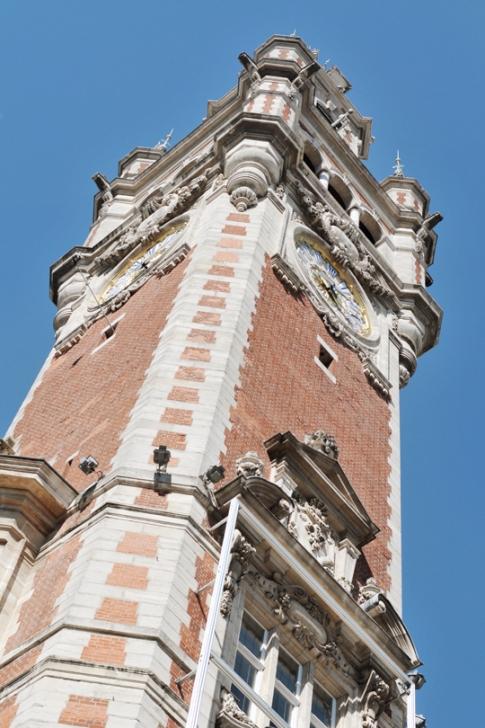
[100,222,186,303]
[296,236,370,336]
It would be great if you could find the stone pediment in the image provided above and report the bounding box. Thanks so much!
[264,431,378,548]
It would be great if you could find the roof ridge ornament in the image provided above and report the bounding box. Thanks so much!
[155,128,173,151]
[392,150,404,177]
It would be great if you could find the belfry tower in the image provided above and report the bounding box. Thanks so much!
[0,35,441,728]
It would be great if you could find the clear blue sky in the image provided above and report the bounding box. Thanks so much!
[1,1,483,725]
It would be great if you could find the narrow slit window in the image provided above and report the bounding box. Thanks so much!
[319,345,334,370]
[103,321,118,340]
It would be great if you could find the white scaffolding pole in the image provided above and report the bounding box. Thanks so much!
[406,682,416,728]
[186,497,240,728]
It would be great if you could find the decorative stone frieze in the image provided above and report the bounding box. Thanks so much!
[251,570,348,671]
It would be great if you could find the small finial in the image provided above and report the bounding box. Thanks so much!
[323,58,330,70]
[393,150,404,177]
[291,29,296,36]
[156,128,174,150]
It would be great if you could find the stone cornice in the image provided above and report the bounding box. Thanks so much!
[0,456,77,546]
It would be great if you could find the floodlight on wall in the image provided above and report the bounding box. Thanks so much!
[408,673,426,691]
[153,445,172,492]
[200,464,226,508]
[415,715,427,728]
[79,456,99,475]
[154,445,171,472]
[202,464,226,484]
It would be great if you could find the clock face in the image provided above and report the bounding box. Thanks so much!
[101,222,186,303]
[296,236,370,336]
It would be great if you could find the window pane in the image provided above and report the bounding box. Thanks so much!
[239,613,265,659]
[234,652,256,687]
[272,689,292,723]
[231,684,250,715]
[276,649,299,694]
[311,684,332,727]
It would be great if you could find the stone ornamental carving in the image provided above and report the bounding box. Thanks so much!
[358,577,383,604]
[220,530,256,618]
[304,430,339,459]
[217,690,258,728]
[235,452,265,478]
[98,173,209,268]
[361,672,390,728]
[280,491,361,594]
[287,496,336,572]
[295,182,393,299]
[251,571,348,671]
[230,186,258,212]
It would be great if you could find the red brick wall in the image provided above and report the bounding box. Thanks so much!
[221,259,392,590]
[0,696,18,727]
[6,535,82,652]
[0,645,42,687]
[13,259,189,492]
[59,695,109,727]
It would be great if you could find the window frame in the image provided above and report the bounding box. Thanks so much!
[228,606,337,728]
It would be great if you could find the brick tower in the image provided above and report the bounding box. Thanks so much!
[0,35,441,728]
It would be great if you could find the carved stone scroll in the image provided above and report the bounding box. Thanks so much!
[220,530,256,618]
[217,691,258,728]
[361,672,390,728]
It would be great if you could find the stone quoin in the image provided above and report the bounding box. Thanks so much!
[0,34,441,728]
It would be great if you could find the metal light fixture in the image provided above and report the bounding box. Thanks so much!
[409,673,426,691]
[202,464,226,484]
[153,445,172,492]
[78,456,99,475]
[200,464,226,508]
[154,445,171,472]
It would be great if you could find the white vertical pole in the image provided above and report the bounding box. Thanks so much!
[186,497,240,728]
[406,683,416,728]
